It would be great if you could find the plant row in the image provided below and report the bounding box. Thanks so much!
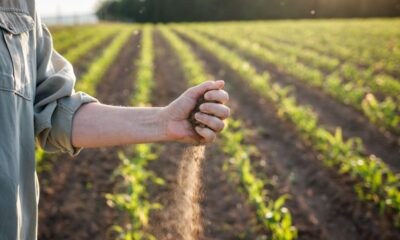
[242,28,400,102]
[106,26,164,240]
[221,118,298,240]
[64,25,123,64]
[176,27,400,227]
[54,25,103,54]
[76,26,133,96]
[52,25,94,46]
[161,27,298,239]
[131,25,155,105]
[240,20,400,77]
[192,26,400,136]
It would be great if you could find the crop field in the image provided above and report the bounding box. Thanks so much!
[38,19,400,240]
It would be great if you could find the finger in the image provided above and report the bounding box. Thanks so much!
[195,127,216,143]
[187,80,225,99]
[195,113,225,132]
[215,80,225,89]
[204,89,229,104]
[200,103,231,119]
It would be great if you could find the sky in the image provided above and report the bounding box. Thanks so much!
[36,0,99,17]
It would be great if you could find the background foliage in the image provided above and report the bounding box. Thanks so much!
[97,0,400,22]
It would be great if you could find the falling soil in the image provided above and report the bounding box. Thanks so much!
[158,146,205,240]
[162,87,224,239]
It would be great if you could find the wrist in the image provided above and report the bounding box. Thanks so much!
[157,107,174,142]
[123,107,170,143]
[149,107,170,142]
[158,106,183,142]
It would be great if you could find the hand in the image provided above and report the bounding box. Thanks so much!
[160,80,230,144]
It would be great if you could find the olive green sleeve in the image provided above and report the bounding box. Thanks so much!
[34,20,98,156]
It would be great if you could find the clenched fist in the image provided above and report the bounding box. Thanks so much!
[160,80,230,144]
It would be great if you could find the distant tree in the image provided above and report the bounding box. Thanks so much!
[96,0,400,22]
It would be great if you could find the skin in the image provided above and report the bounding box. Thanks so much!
[71,80,230,147]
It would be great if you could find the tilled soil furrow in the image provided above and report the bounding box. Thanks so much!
[38,32,142,240]
[201,33,400,172]
[179,33,400,240]
[148,30,259,239]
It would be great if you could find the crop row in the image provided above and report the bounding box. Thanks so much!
[105,26,163,240]
[221,118,298,240]
[192,26,400,136]
[64,26,123,65]
[176,27,400,227]
[242,28,400,102]
[239,20,400,77]
[76,26,133,96]
[227,27,400,102]
[131,25,154,106]
[53,26,100,53]
[160,27,298,239]
[52,25,94,46]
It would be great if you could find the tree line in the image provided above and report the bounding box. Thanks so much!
[96,0,400,22]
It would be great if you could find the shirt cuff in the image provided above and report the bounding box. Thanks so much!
[39,92,98,156]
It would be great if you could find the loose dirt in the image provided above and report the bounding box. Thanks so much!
[159,146,205,240]
[38,32,141,240]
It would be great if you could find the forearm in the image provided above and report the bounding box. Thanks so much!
[71,103,168,148]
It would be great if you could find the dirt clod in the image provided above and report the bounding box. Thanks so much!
[189,94,219,130]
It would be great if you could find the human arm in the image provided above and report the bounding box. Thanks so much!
[71,80,230,148]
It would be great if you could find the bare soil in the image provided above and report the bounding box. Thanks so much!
[38,32,141,240]
[179,32,400,240]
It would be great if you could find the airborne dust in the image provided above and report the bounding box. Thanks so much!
[156,145,205,240]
